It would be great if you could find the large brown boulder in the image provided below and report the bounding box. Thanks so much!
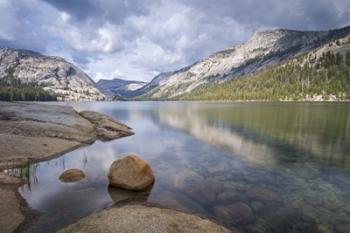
[108,155,155,191]
[57,204,234,233]
[59,169,86,183]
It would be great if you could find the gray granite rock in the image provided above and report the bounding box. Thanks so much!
[57,204,235,233]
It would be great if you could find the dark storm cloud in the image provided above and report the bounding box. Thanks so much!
[42,0,158,24]
[1,0,350,81]
[179,0,350,30]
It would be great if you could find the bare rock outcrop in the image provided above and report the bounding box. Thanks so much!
[0,101,133,168]
[57,204,234,233]
[0,48,105,101]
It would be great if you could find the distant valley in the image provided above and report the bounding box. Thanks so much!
[96,78,146,99]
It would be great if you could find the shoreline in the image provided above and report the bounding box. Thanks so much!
[0,101,134,233]
[0,101,233,233]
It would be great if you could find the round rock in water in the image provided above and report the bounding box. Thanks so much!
[108,155,154,191]
[59,169,86,183]
[57,204,234,233]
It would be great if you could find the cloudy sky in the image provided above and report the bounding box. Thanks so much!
[1,0,350,82]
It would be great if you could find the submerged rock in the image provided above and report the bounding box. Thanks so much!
[57,204,234,233]
[214,202,255,226]
[174,169,204,189]
[250,201,265,214]
[245,187,281,203]
[108,155,154,191]
[217,191,241,203]
[173,169,222,206]
[184,177,223,206]
[265,209,321,233]
[148,190,207,215]
[335,223,350,233]
[59,169,86,183]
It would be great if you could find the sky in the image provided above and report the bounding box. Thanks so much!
[0,0,350,82]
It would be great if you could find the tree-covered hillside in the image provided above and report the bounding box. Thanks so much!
[0,68,57,101]
[179,42,350,101]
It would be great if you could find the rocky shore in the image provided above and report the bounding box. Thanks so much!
[0,101,133,169]
[0,101,134,233]
[0,102,232,233]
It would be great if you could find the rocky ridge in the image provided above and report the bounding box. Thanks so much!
[0,48,105,101]
[133,25,350,99]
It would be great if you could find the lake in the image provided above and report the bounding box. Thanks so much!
[6,102,350,233]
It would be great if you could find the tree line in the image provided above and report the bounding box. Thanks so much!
[179,50,350,101]
[0,68,57,101]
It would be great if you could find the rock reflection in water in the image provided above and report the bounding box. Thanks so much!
[108,187,151,204]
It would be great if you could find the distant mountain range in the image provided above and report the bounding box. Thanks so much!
[96,78,146,99]
[1,25,349,101]
[181,34,350,101]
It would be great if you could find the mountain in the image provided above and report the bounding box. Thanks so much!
[96,78,146,98]
[181,33,350,101]
[0,48,105,101]
[134,25,350,99]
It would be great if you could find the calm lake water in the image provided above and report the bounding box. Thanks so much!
[7,102,350,233]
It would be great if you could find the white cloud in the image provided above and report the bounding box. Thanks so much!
[60,12,70,22]
[45,19,124,54]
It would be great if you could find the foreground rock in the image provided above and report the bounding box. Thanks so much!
[0,102,133,168]
[57,204,234,233]
[0,172,25,233]
[0,101,133,232]
[59,169,86,183]
[108,155,155,191]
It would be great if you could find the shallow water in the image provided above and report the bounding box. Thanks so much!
[6,102,350,233]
